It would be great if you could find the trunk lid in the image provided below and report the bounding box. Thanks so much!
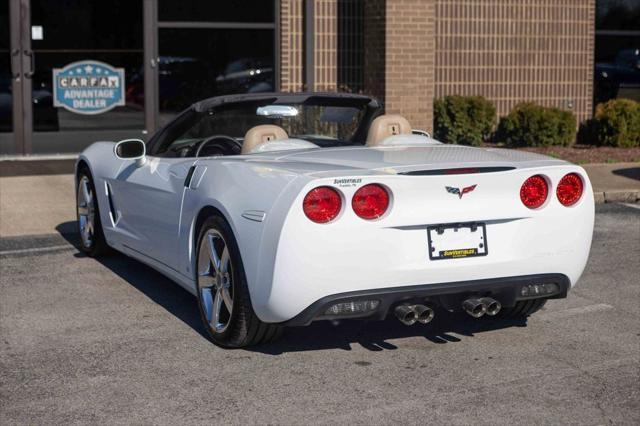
[248,145,566,176]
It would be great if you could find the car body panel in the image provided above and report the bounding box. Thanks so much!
[78,140,594,323]
[76,93,594,325]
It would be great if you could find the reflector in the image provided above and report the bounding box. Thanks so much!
[324,300,380,316]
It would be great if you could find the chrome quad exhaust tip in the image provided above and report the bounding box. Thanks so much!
[394,304,418,325]
[413,304,435,324]
[462,298,487,318]
[394,304,435,325]
[479,297,502,316]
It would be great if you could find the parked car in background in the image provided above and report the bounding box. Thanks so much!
[595,48,640,103]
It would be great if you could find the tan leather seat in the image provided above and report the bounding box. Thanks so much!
[365,114,412,146]
[241,125,289,154]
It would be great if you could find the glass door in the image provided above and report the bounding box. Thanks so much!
[1,0,16,154]
[28,0,145,154]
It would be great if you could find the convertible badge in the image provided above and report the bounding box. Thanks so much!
[446,185,477,199]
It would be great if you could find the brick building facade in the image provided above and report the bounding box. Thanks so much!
[279,0,596,132]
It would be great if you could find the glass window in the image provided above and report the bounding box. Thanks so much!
[595,0,640,104]
[158,28,275,126]
[29,0,144,154]
[596,0,640,31]
[0,1,13,154]
[159,1,274,23]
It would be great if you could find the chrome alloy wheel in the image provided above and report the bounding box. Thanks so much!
[77,176,96,248]
[197,229,234,334]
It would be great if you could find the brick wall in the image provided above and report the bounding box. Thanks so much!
[434,0,595,123]
[384,0,436,132]
[280,0,304,92]
[313,0,338,91]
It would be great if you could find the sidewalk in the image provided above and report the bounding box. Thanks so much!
[0,162,638,238]
[581,163,640,203]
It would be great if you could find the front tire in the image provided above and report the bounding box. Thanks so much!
[195,215,281,348]
[76,169,109,257]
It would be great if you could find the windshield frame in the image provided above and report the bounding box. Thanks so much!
[146,92,382,156]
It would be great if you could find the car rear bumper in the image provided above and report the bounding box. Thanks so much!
[279,273,570,326]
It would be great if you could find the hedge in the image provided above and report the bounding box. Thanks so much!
[588,99,640,148]
[495,102,576,147]
[433,95,496,146]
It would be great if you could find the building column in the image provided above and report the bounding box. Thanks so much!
[387,0,435,132]
[280,0,337,92]
[312,0,337,91]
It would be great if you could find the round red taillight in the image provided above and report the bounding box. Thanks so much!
[557,173,583,206]
[303,186,342,223]
[520,175,548,209]
[352,184,390,220]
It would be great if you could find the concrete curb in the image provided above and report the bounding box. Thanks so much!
[593,190,639,204]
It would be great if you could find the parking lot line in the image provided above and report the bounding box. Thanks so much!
[0,244,72,256]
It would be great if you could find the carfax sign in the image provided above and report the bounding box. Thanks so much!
[53,60,125,115]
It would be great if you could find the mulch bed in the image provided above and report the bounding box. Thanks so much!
[490,145,640,164]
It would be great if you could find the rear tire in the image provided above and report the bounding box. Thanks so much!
[76,168,109,257]
[498,299,547,318]
[195,215,282,348]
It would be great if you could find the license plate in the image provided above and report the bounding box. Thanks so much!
[427,222,488,260]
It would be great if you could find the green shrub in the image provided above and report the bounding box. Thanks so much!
[589,99,640,148]
[433,95,496,146]
[495,103,576,147]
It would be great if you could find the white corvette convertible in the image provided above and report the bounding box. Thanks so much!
[76,93,594,347]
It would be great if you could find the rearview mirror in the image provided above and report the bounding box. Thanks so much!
[114,139,146,165]
[256,105,299,118]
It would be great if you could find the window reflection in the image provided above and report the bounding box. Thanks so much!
[158,28,275,125]
[595,0,640,103]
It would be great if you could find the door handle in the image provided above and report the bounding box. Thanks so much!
[23,50,35,79]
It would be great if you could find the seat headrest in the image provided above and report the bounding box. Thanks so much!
[366,114,412,146]
[242,125,289,155]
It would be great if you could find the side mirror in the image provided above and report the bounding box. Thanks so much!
[114,139,146,165]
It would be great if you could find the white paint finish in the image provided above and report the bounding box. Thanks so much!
[78,141,595,323]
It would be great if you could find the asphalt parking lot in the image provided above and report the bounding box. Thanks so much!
[1,203,639,425]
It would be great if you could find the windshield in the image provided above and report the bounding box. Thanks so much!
[178,104,367,146]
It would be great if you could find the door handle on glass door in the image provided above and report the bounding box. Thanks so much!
[23,50,35,79]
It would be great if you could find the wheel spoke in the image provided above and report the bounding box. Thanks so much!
[212,290,223,327]
[201,288,214,322]
[207,234,222,274]
[220,246,230,274]
[82,180,92,205]
[221,287,233,313]
[198,273,215,288]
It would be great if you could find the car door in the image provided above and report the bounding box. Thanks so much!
[108,155,195,270]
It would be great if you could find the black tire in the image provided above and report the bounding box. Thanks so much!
[76,168,110,257]
[498,299,547,318]
[195,215,282,348]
